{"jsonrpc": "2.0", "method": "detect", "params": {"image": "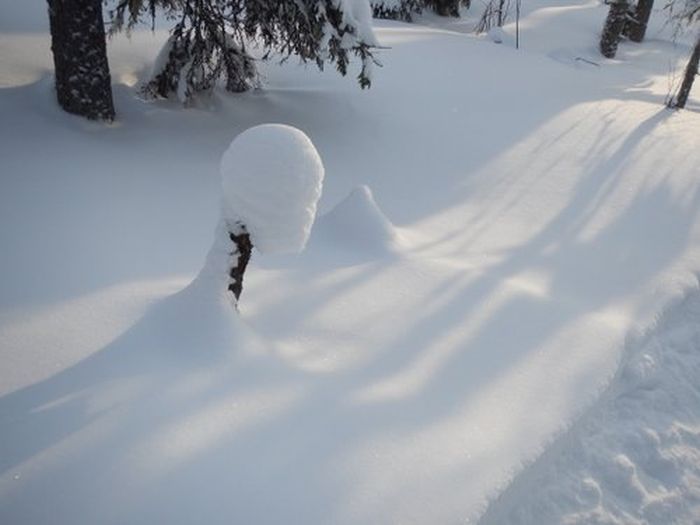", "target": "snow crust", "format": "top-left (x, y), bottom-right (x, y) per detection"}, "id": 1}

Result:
top-left (220, 124), bottom-right (324, 255)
